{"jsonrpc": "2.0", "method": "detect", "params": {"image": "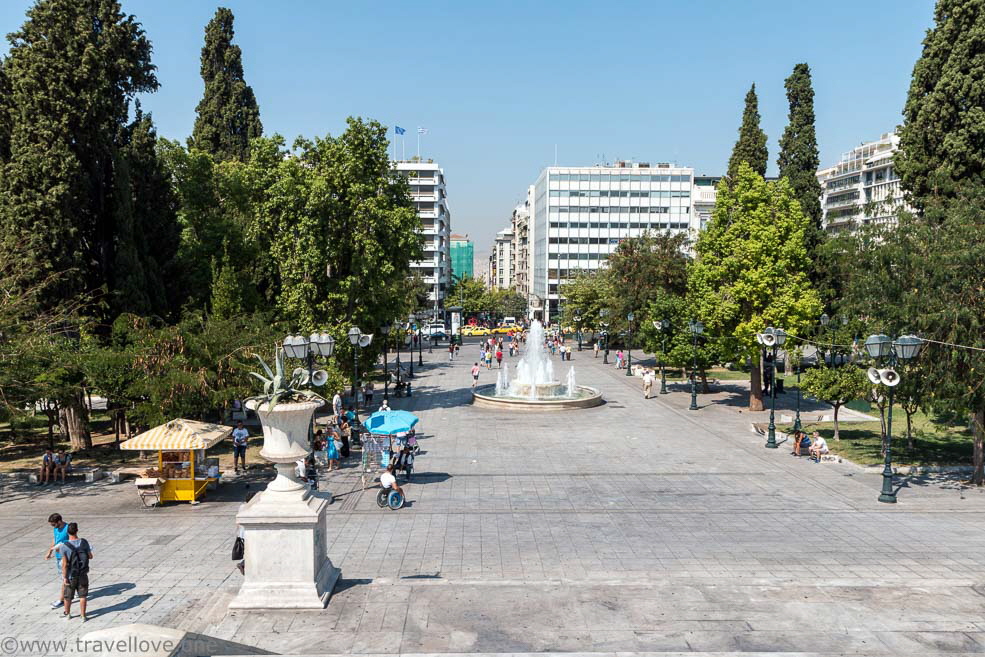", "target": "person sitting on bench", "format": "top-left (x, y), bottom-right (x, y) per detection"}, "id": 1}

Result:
top-left (52, 450), bottom-right (71, 484)
top-left (808, 432), bottom-right (829, 462)
top-left (791, 431), bottom-right (810, 457)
